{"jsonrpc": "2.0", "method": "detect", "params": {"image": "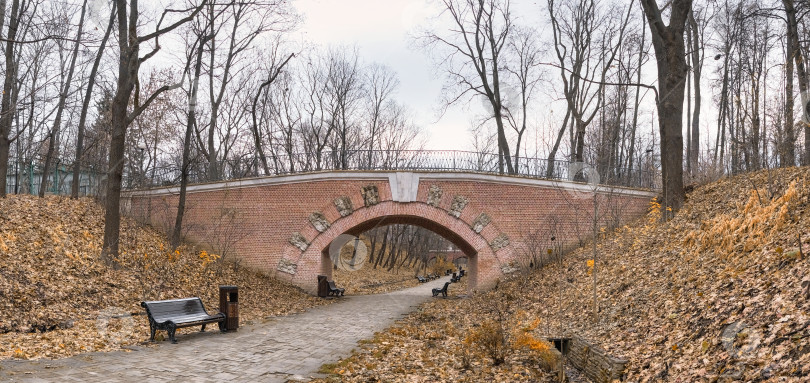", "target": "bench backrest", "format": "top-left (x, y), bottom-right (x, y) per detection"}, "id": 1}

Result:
top-left (328, 281), bottom-right (339, 289)
top-left (441, 282), bottom-right (450, 291)
top-left (141, 297), bottom-right (208, 322)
